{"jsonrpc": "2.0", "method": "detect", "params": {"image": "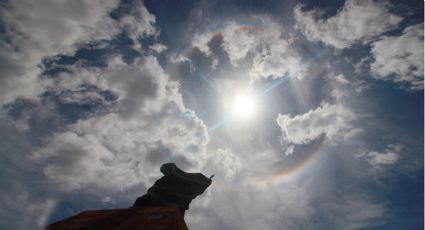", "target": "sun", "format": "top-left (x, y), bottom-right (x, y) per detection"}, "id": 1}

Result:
top-left (232, 93), bottom-right (256, 118)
